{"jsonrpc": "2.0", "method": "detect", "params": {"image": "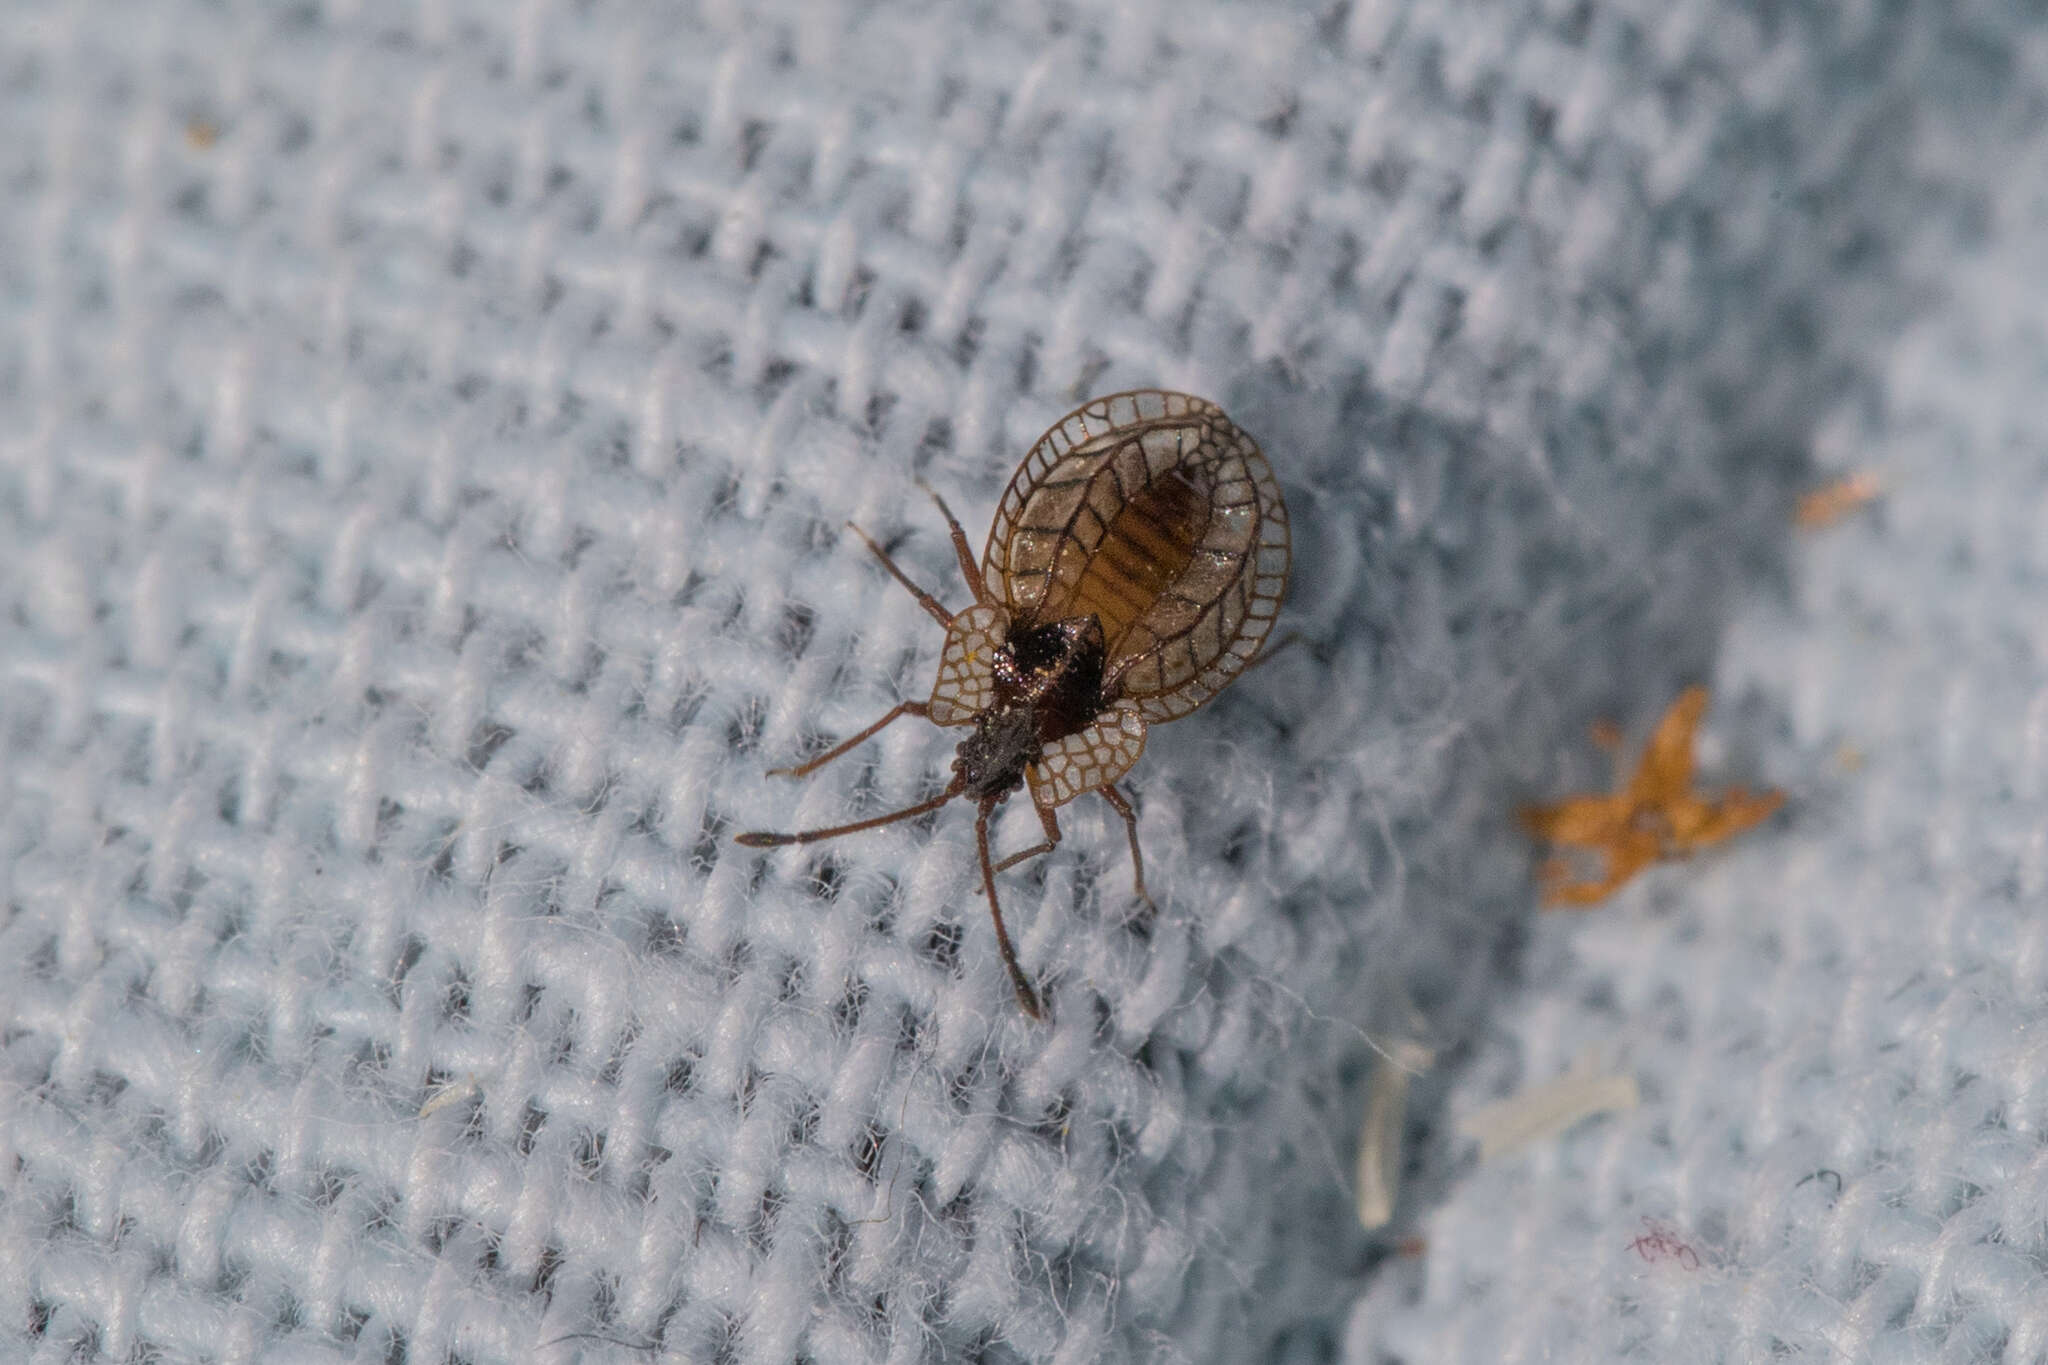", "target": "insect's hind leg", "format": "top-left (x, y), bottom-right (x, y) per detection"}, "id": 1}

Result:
top-left (845, 523), bottom-right (953, 628)
top-left (767, 700), bottom-right (931, 778)
top-left (1099, 784), bottom-right (1156, 915)
top-left (916, 483), bottom-right (990, 603)
top-left (735, 776), bottom-right (962, 848)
